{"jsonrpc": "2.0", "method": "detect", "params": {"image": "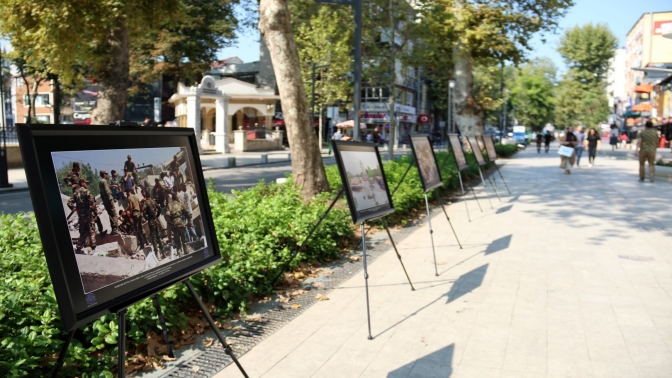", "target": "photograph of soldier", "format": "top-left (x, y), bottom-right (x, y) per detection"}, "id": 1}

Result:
top-left (67, 178), bottom-right (97, 254)
top-left (166, 193), bottom-right (189, 257)
top-left (51, 147), bottom-right (206, 293)
top-left (108, 170), bottom-right (125, 200)
top-left (98, 170), bottom-right (119, 236)
top-left (141, 188), bottom-right (166, 260)
top-left (124, 155), bottom-right (139, 183)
